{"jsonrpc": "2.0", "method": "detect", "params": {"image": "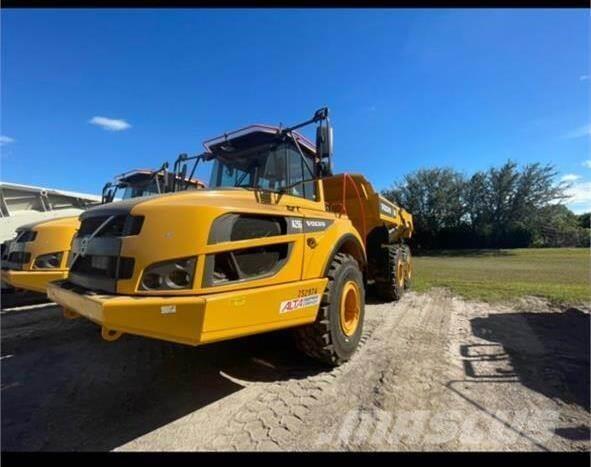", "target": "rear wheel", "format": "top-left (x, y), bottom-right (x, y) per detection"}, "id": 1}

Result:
top-left (375, 244), bottom-right (405, 302)
top-left (293, 252), bottom-right (365, 366)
